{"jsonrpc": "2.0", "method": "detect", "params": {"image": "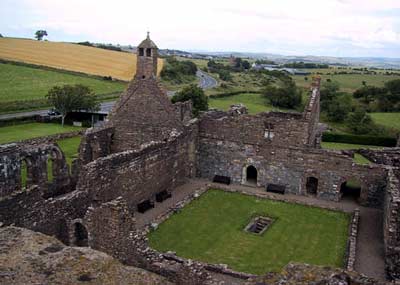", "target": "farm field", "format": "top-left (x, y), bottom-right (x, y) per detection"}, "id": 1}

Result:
top-left (0, 62), bottom-right (127, 103)
top-left (149, 189), bottom-right (349, 274)
top-left (293, 72), bottom-right (400, 93)
top-left (0, 122), bottom-right (82, 144)
top-left (370, 113), bottom-right (400, 131)
top-left (0, 37), bottom-right (163, 81)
